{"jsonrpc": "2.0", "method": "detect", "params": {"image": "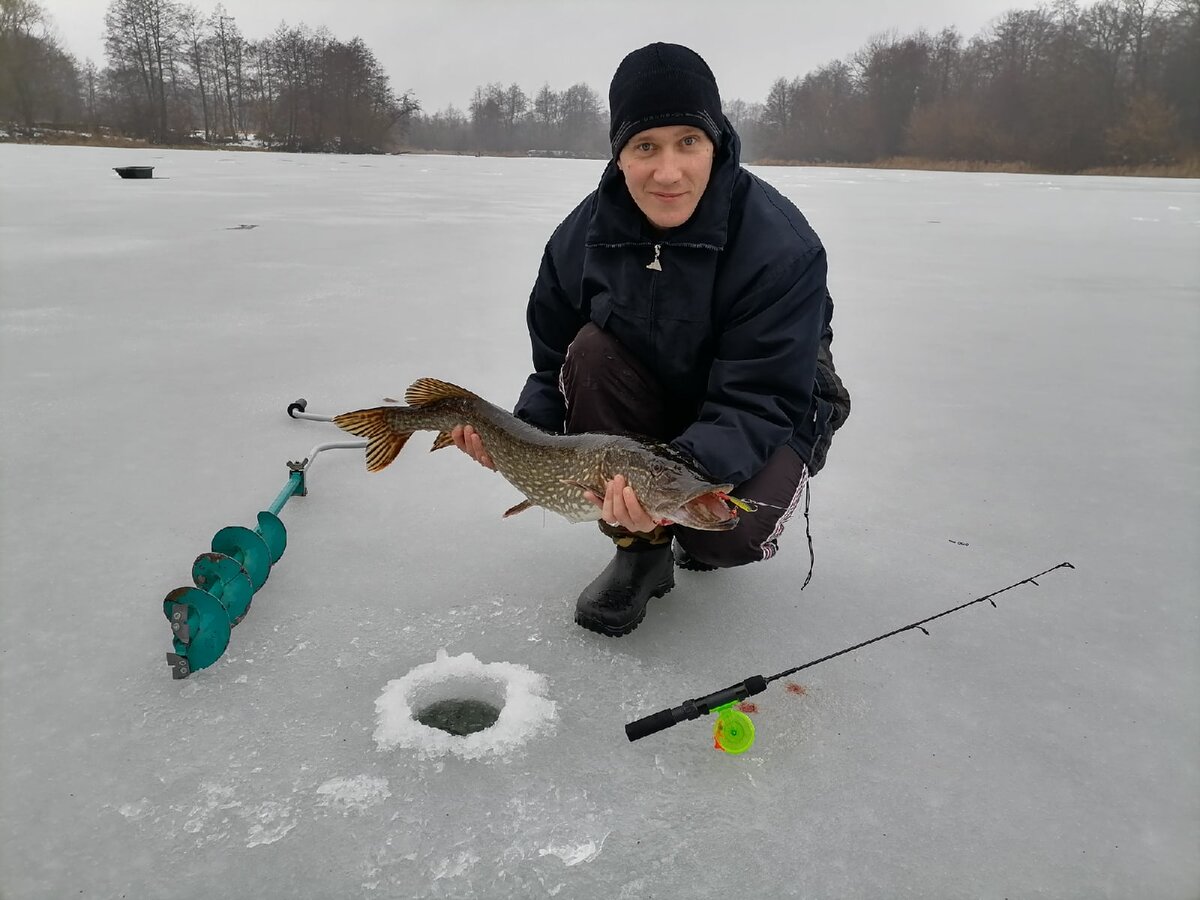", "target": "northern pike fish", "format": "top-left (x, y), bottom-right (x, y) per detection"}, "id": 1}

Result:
top-left (332, 378), bottom-right (747, 531)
